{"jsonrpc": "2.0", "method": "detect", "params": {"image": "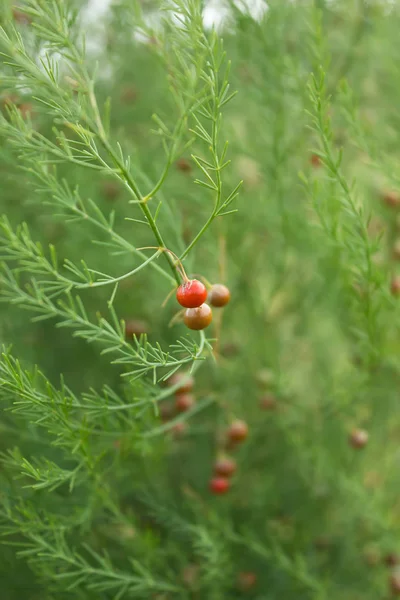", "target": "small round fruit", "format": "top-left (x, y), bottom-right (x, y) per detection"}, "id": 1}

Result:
top-left (392, 276), bottom-right (400, 296)
top-left (209, 477), bottom-right (230, 495)
top-left (171, 421), bottom-right (187, 438)
top-left (383, 190), bottom-right (400, 208)
top-left (390, 571), bottom-right (400, 595)
top-left (125, 319), bottom-right (148, 339)
top-left (208, 284), bottom-right (231, 308)
top-left (167, 372), bottom-right (194, 394)
top-left (260, 394), bottom-right (277, 410)
top-left (310, 153), bottom-right (321, 168)
top-left (228, 420), bottom-right (249, 444)
top-left (183, 304), bottom-right (212, 330)
top-left (214, 456), bottom-right (237, 478)
top-left (176, 158), bottom-right (192, 173)
top-left (175, 393), bottom-right (195, 413)
top-left (176, 279), bottom-right (208, 308)
top-left (385, 553), bottom-right (400, 567)
top-left (349, 428), bottom-right (369, 449)
top-left (238, 572), bottom-right (257, 591)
